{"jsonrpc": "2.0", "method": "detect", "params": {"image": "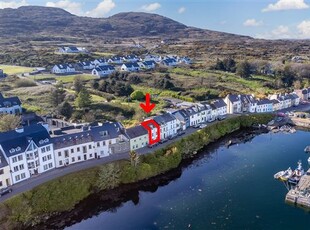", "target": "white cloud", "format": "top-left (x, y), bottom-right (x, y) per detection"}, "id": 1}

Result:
top-left (178, 6), bottom-right (185, 14)
top-left (262, 0), bottom-right (309, 12)
top-left (46, 0), bottom-right (115, 17)
top-left (0, 0), bottom-right (28, 9)
top-left (46, 0), bottom-right (83, 15)
top-left (256, 25), bottom-right (291, 39)
top-left (243, 19), bottom-right (263, 27)
top-left (297, 20), bottom-right (310, 38)
top-left (86, 0), bottom-right (115, 17)
top-left (141, 2), bottom-right (161, 12)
